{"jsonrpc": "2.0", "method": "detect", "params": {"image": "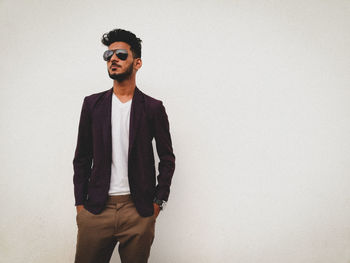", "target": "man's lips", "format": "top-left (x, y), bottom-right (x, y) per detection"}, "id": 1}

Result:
top-left (110, 64), bottom-right (120, 70)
